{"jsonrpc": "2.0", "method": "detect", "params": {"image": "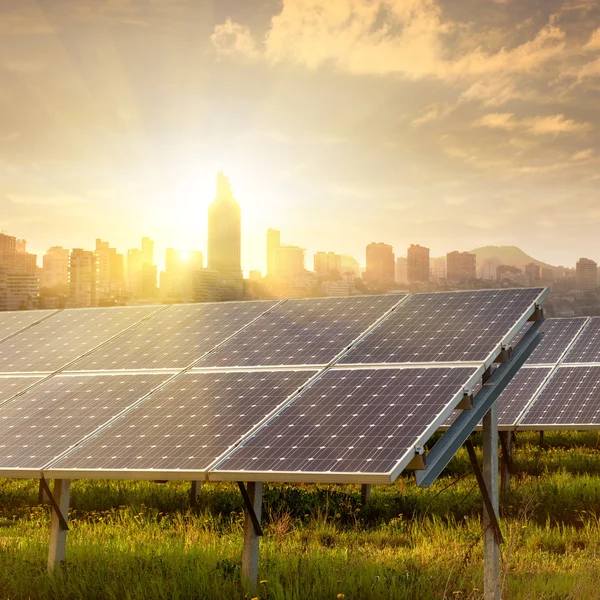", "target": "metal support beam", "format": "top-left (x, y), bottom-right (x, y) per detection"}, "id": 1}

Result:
top-left (240, 482), bottom-right (263, 593)
top-left (465, 440), bottom-right (503, 546)
top-left (360, 484), bottom-right (372, 506)
top-left (499, 431), bottom-right (513, 495)
top-left (38, 479), bottom-right (49, 504)
top-left (483, 405), bottom-right (501, 600)
top-left (416, 320), bottom-right (543, 488)
top-left (539, 430), bottom-right (545, 447)
top-left (46, 479), bottom-right (70, 573)
top-left (190, 481), bottom-right (202, 508)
